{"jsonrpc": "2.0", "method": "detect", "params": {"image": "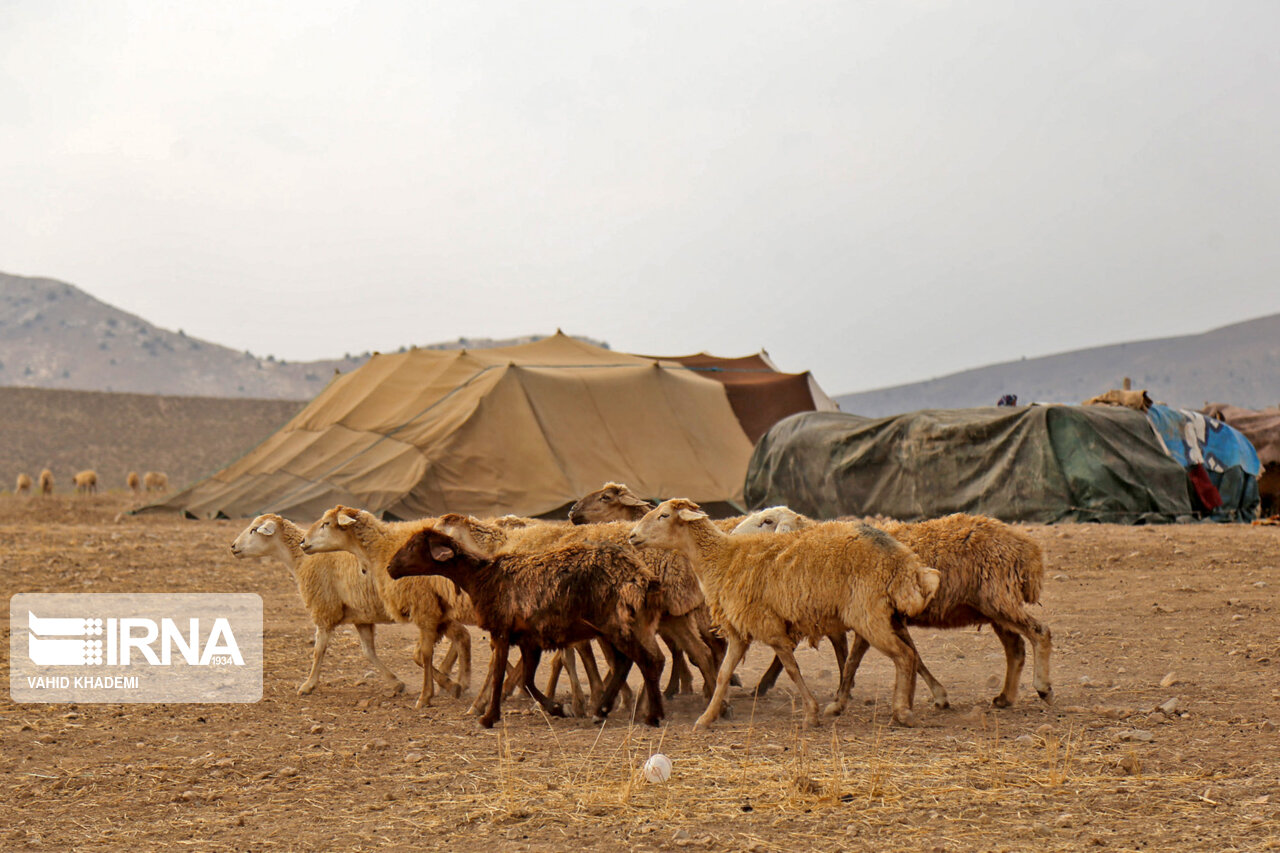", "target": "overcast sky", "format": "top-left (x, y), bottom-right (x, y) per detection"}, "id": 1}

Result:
top-left (3, 1), bottom-right (1278, 395)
